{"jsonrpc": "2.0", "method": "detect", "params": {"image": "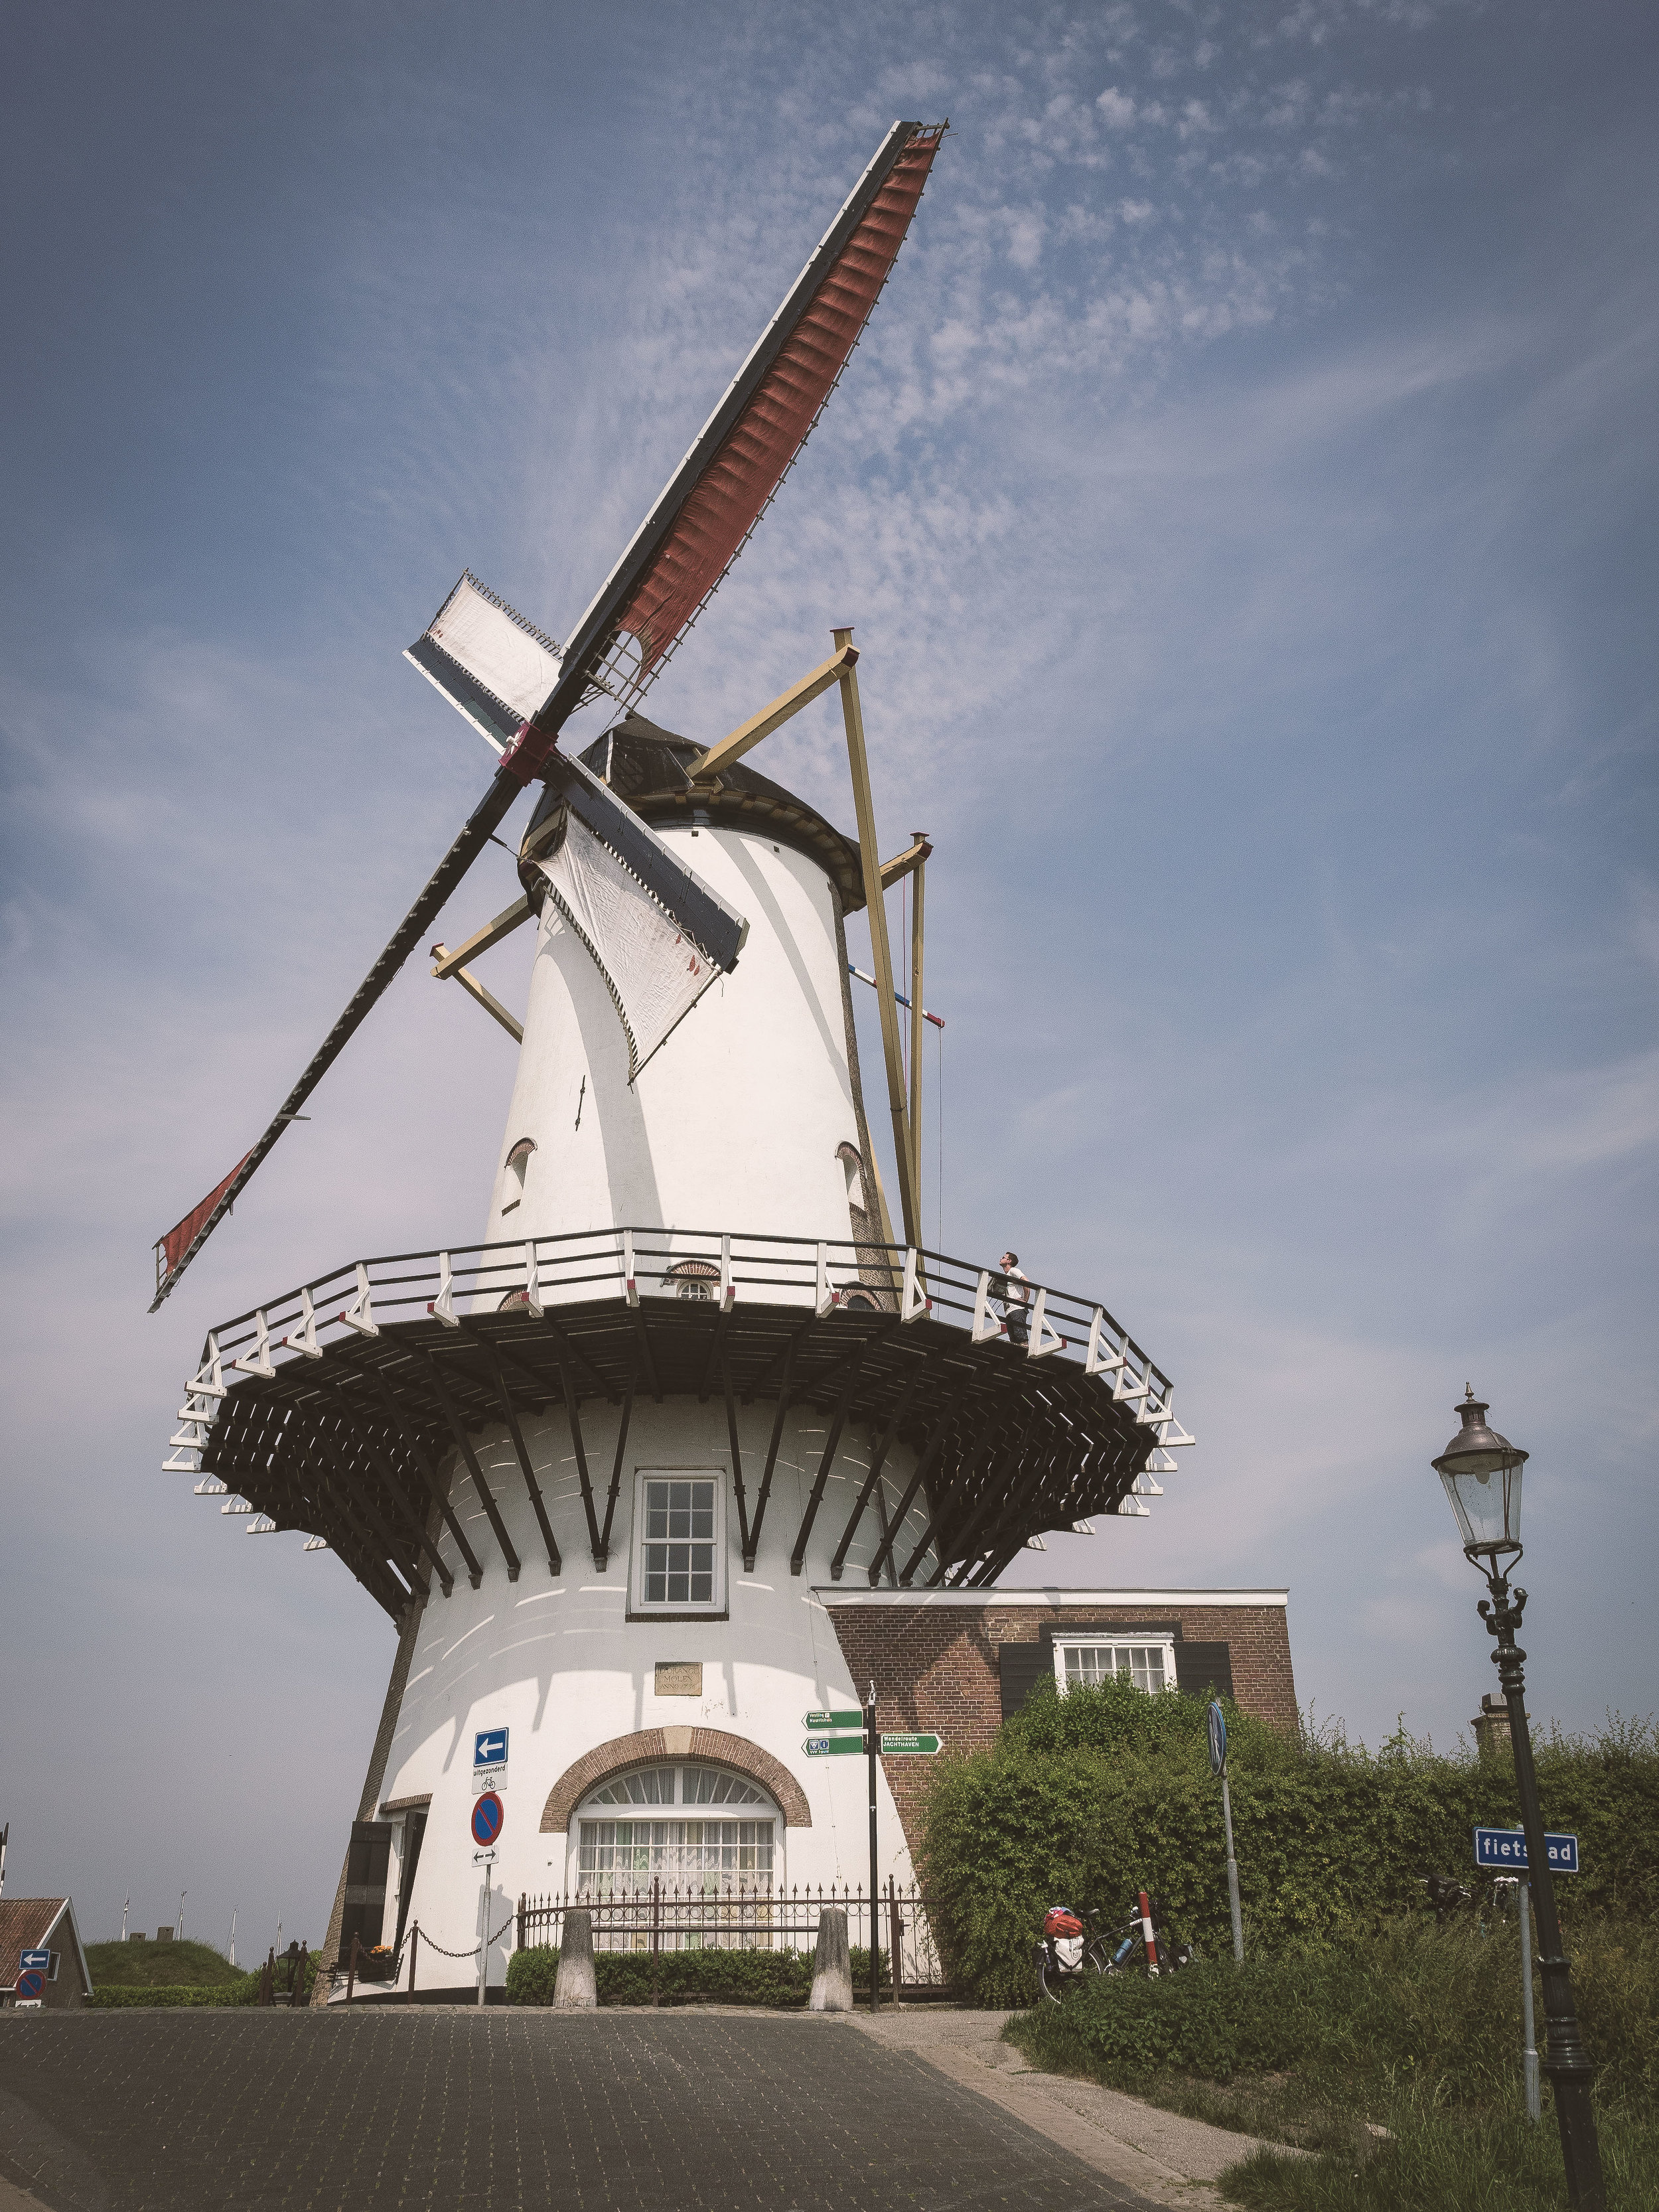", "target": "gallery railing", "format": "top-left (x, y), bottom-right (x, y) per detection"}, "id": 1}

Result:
top-left (177, 1225), bottom-right (1181, 1424)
